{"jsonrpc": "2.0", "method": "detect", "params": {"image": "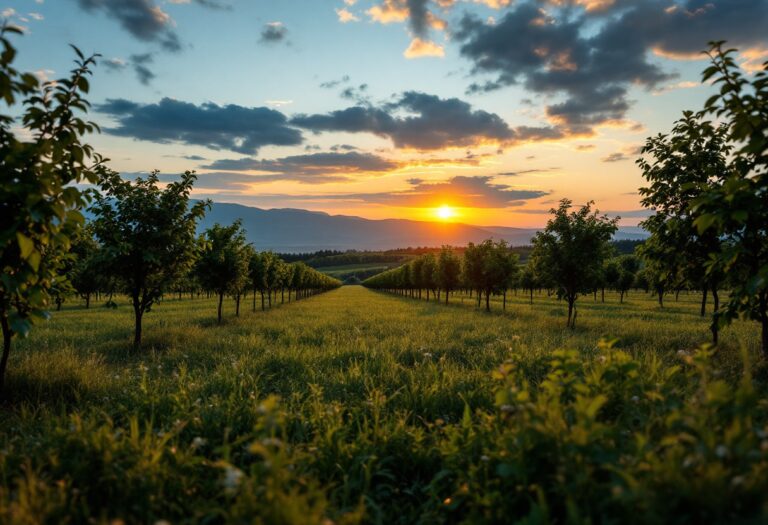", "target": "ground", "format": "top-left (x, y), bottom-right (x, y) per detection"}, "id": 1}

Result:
top-left (0, 286), bottom-right (764, 523)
